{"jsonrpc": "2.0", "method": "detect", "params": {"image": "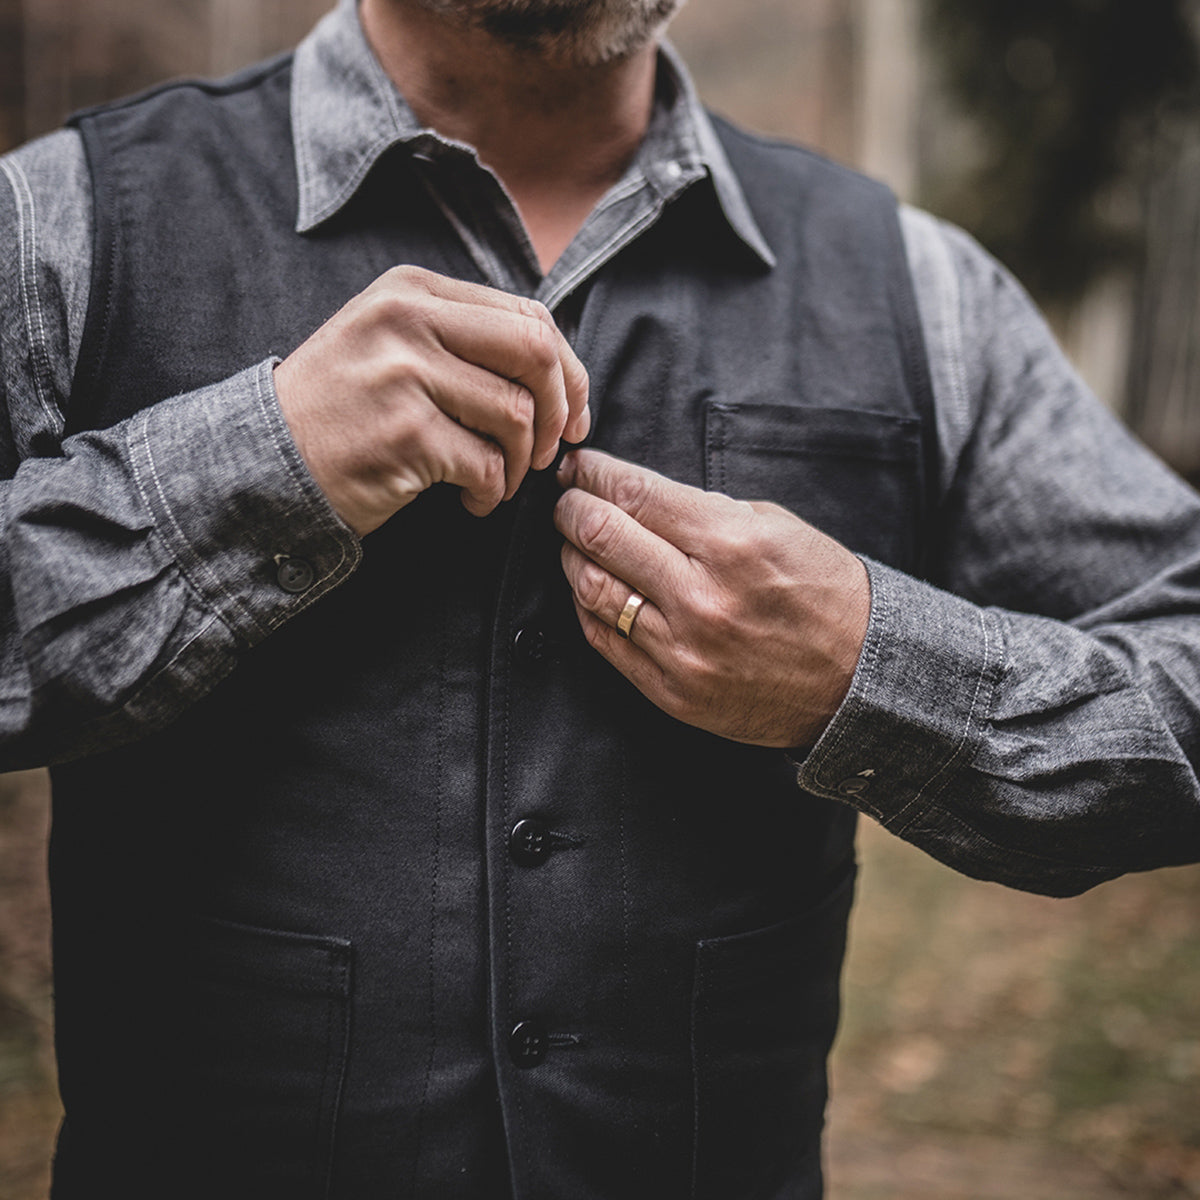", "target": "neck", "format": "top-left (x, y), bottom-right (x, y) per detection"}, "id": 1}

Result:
top-left (360, 0), bottom-right (659, 271)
